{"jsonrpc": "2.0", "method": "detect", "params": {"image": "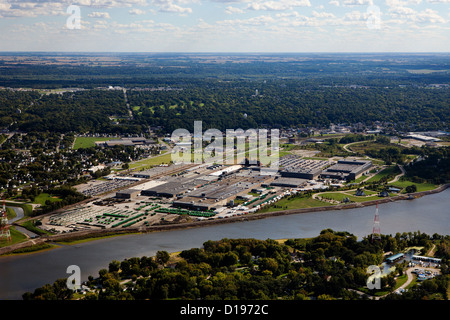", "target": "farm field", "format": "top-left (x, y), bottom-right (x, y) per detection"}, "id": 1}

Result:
top-left (73, 137), bottom-right (118, 149)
